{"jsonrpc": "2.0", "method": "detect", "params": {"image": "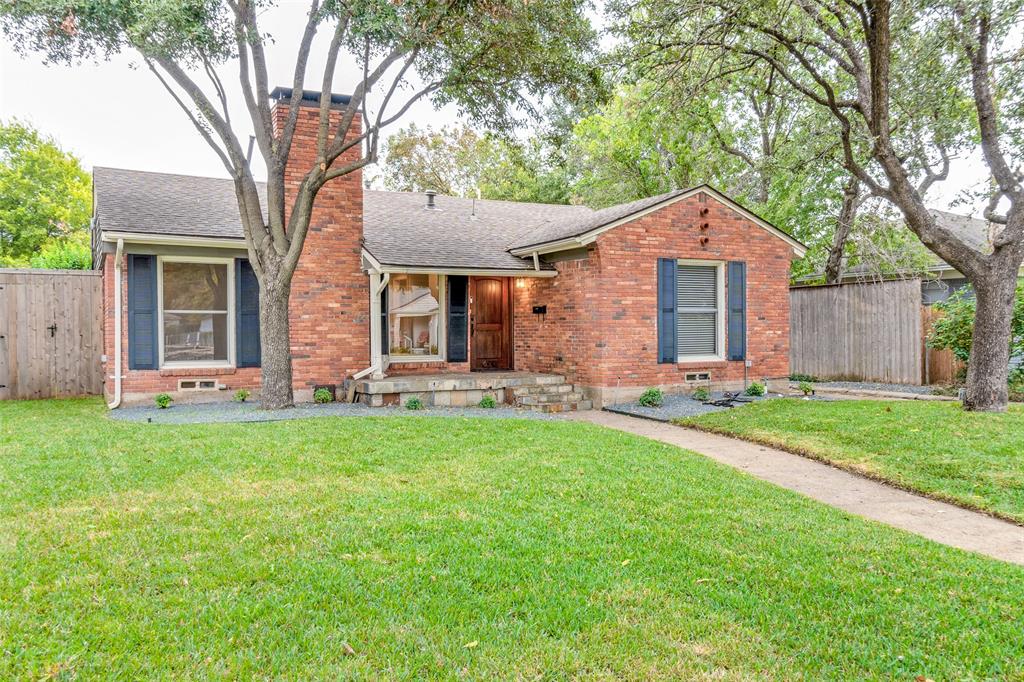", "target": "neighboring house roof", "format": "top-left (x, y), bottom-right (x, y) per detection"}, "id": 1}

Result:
top-left (93, 168), bottom-right (806, 270)
top-left (796, 209), bottom-right (1002, 283)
